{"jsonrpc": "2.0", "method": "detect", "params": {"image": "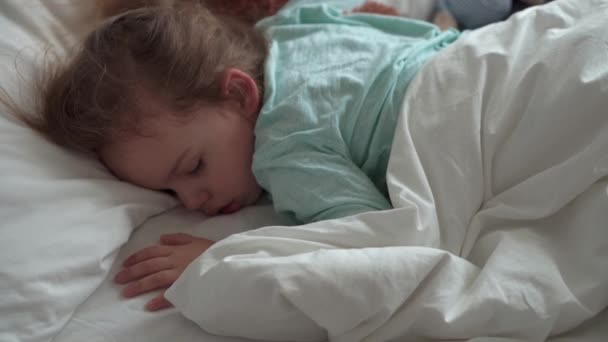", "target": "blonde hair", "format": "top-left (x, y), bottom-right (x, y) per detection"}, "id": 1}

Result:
top-left (3, 3), bottom-right (267, 153)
